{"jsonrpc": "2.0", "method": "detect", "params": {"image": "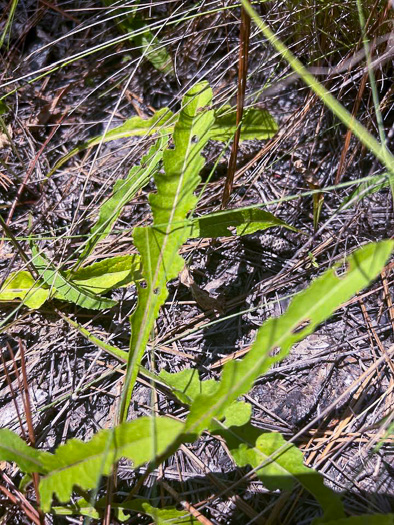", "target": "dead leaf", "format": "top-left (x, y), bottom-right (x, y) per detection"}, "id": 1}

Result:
top-left (180, 266), bottom-right (225, 314)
